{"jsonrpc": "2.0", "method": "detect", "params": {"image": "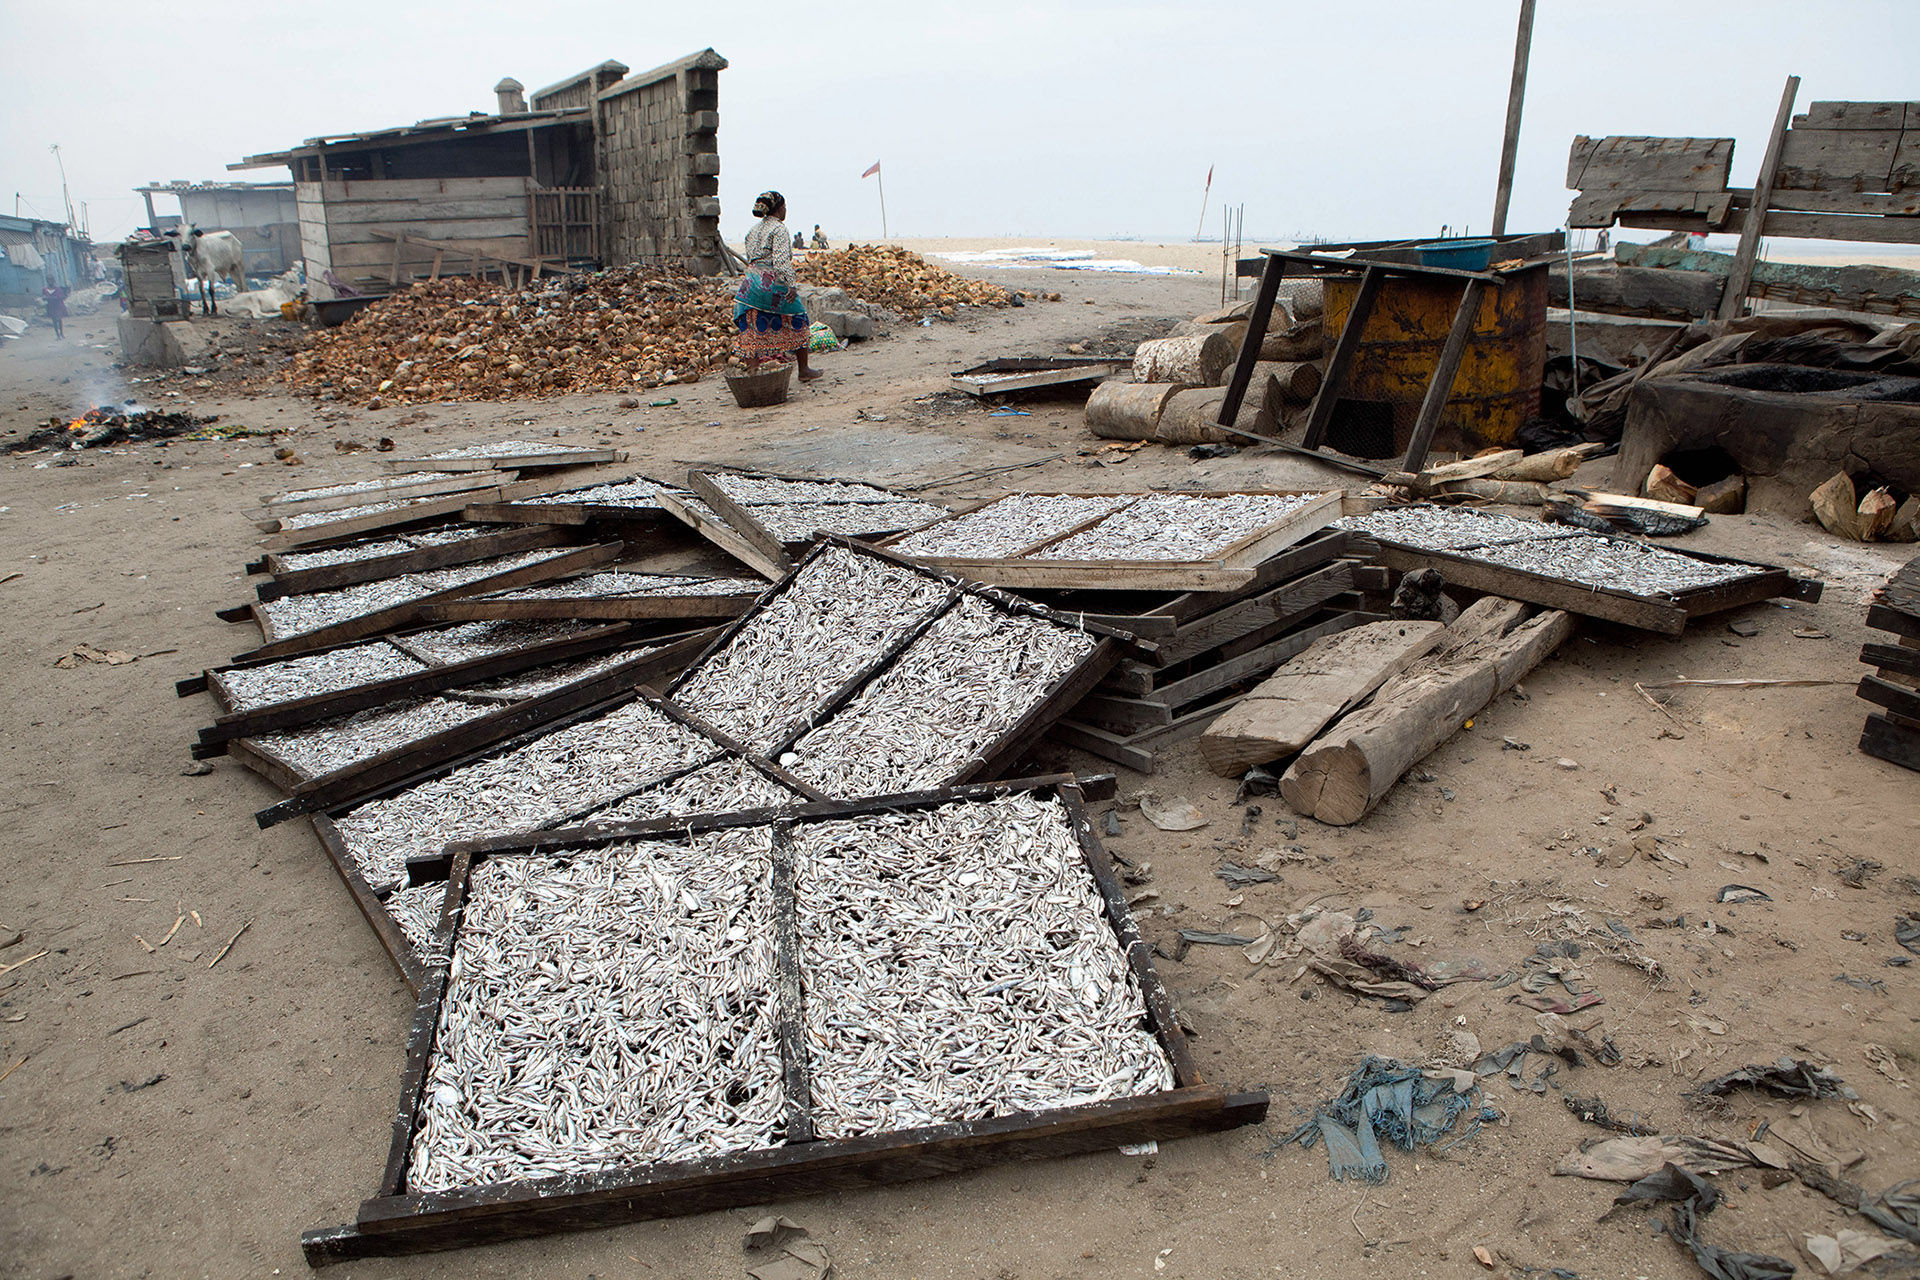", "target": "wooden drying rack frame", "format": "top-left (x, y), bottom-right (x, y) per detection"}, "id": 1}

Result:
top-left (300, 774), bottom-right (1265, 1265)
